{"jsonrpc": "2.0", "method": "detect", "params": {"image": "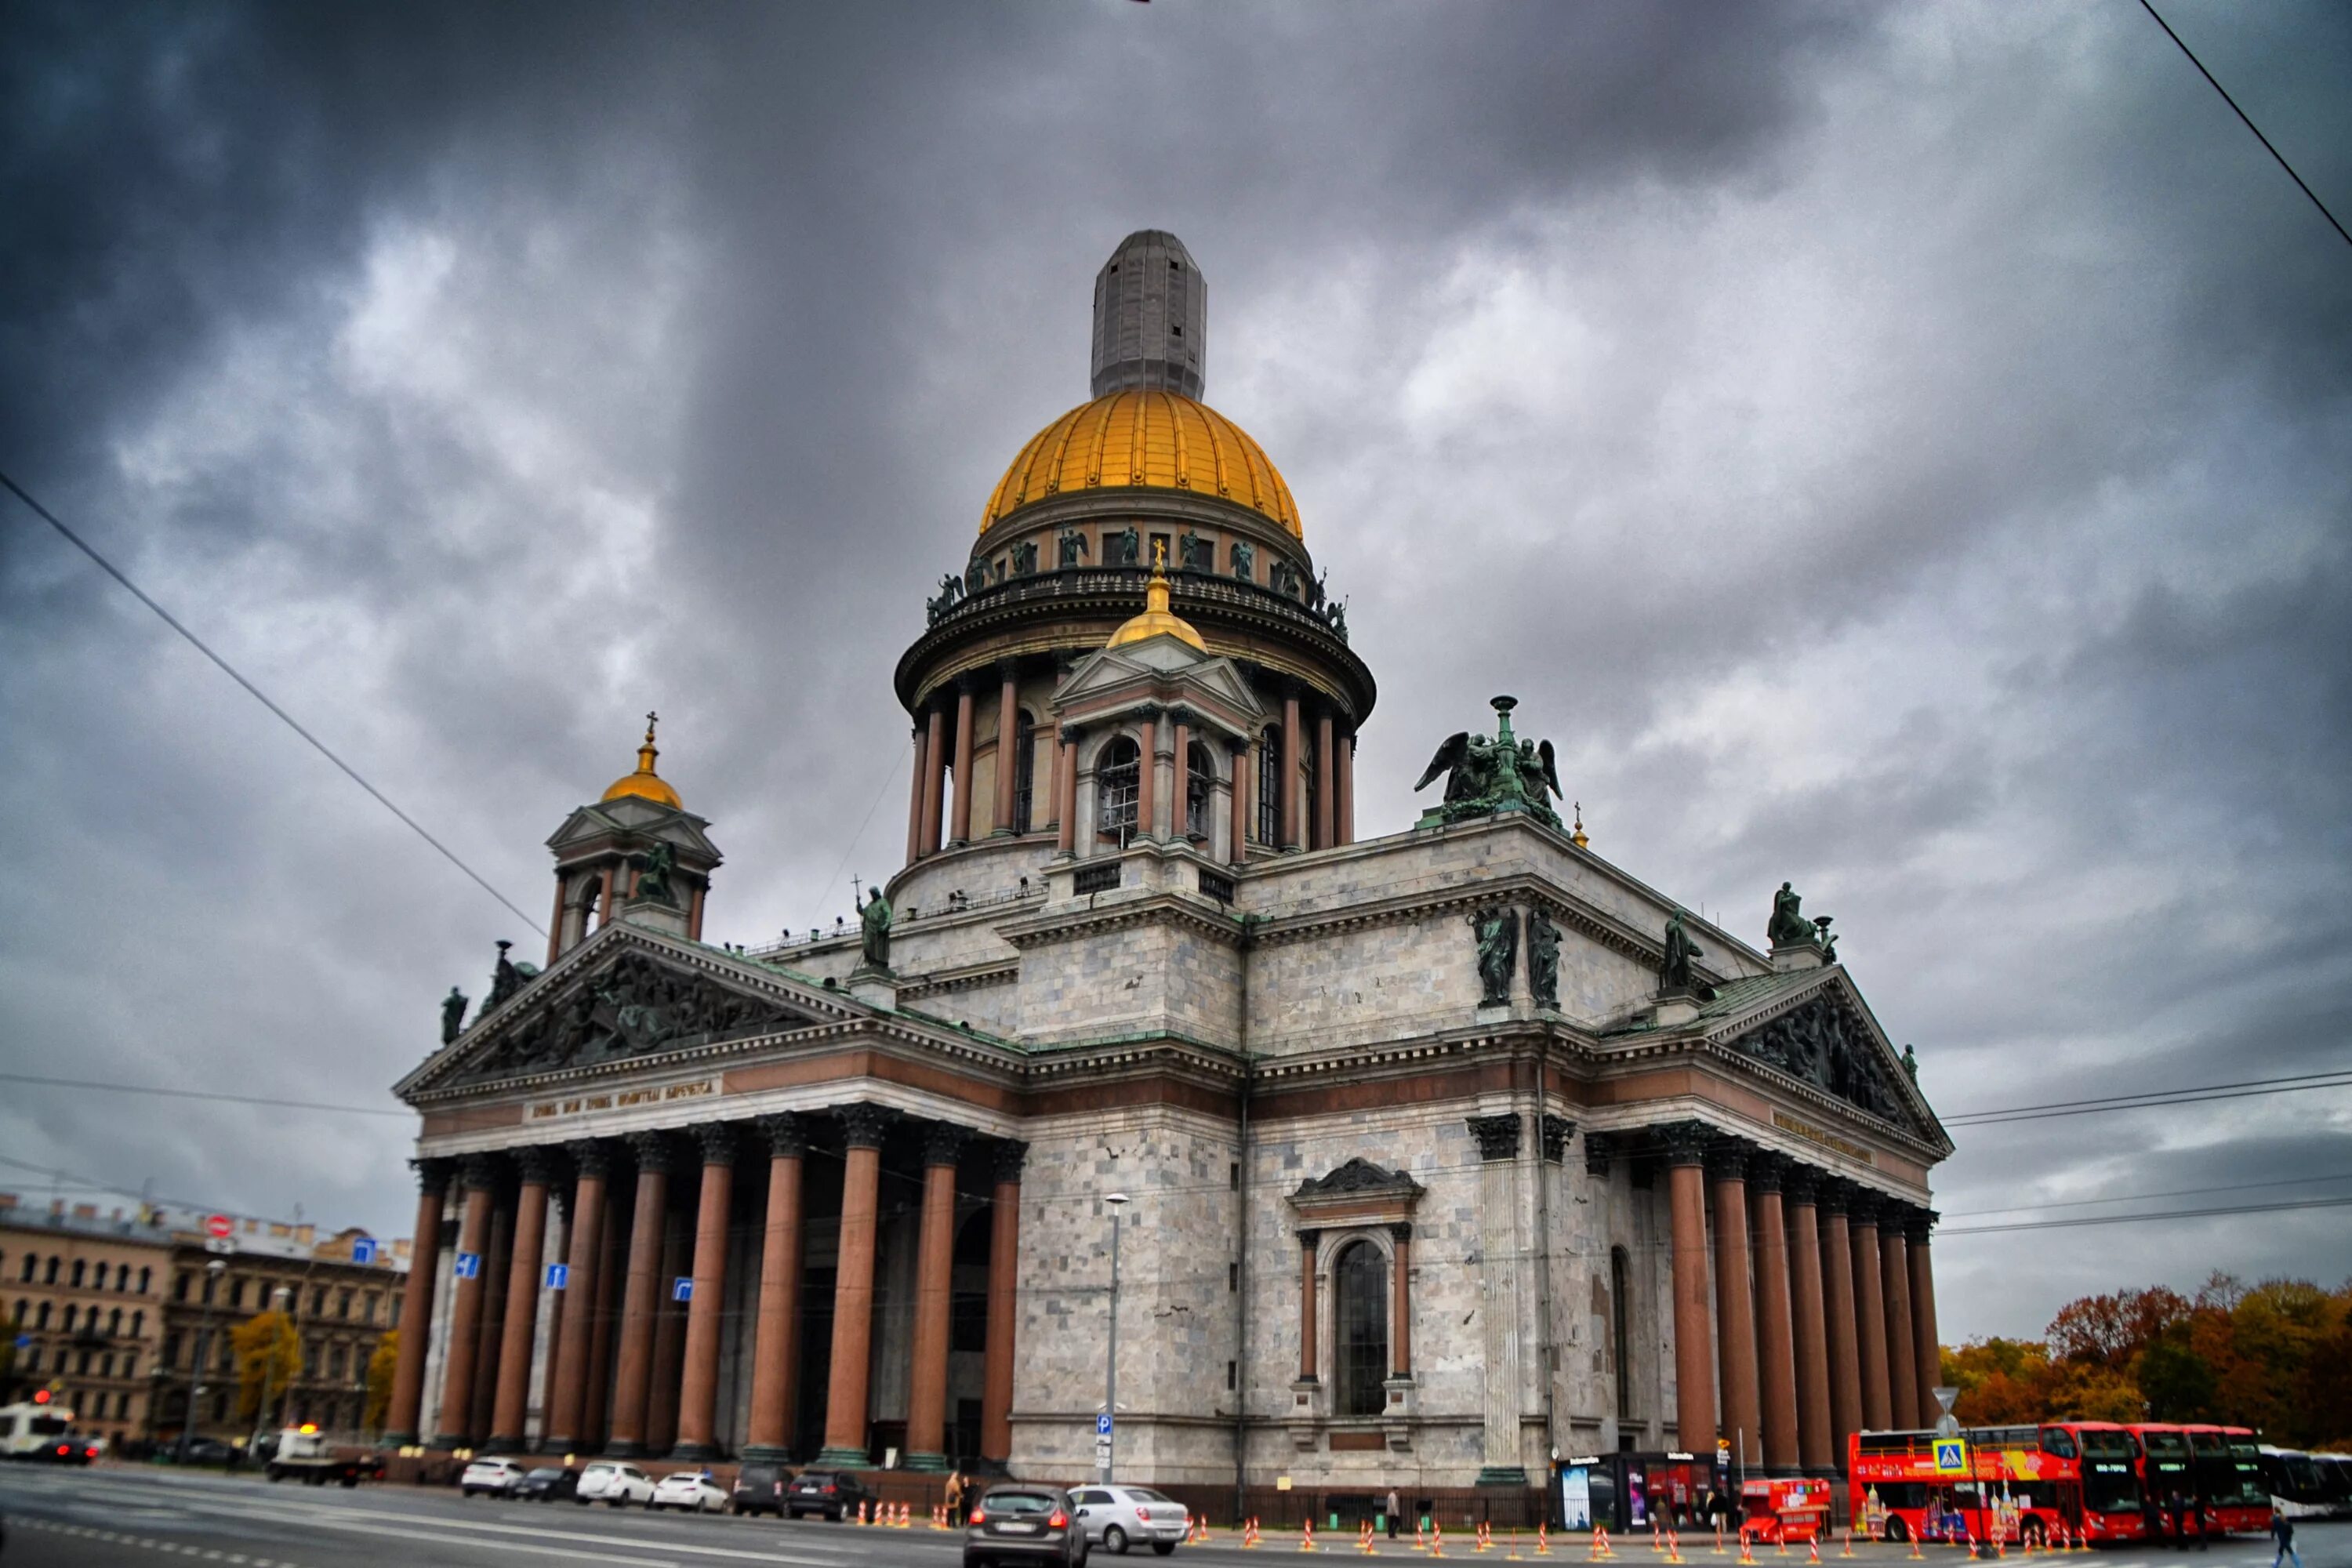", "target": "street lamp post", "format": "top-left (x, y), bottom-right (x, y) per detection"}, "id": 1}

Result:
top-left (251, 1284), bottom-right (292, 1454)
top-left (1100, 1192), bottom-right (1129, 1485)
top-left (179, 1257), bottom-right (227, 1461)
